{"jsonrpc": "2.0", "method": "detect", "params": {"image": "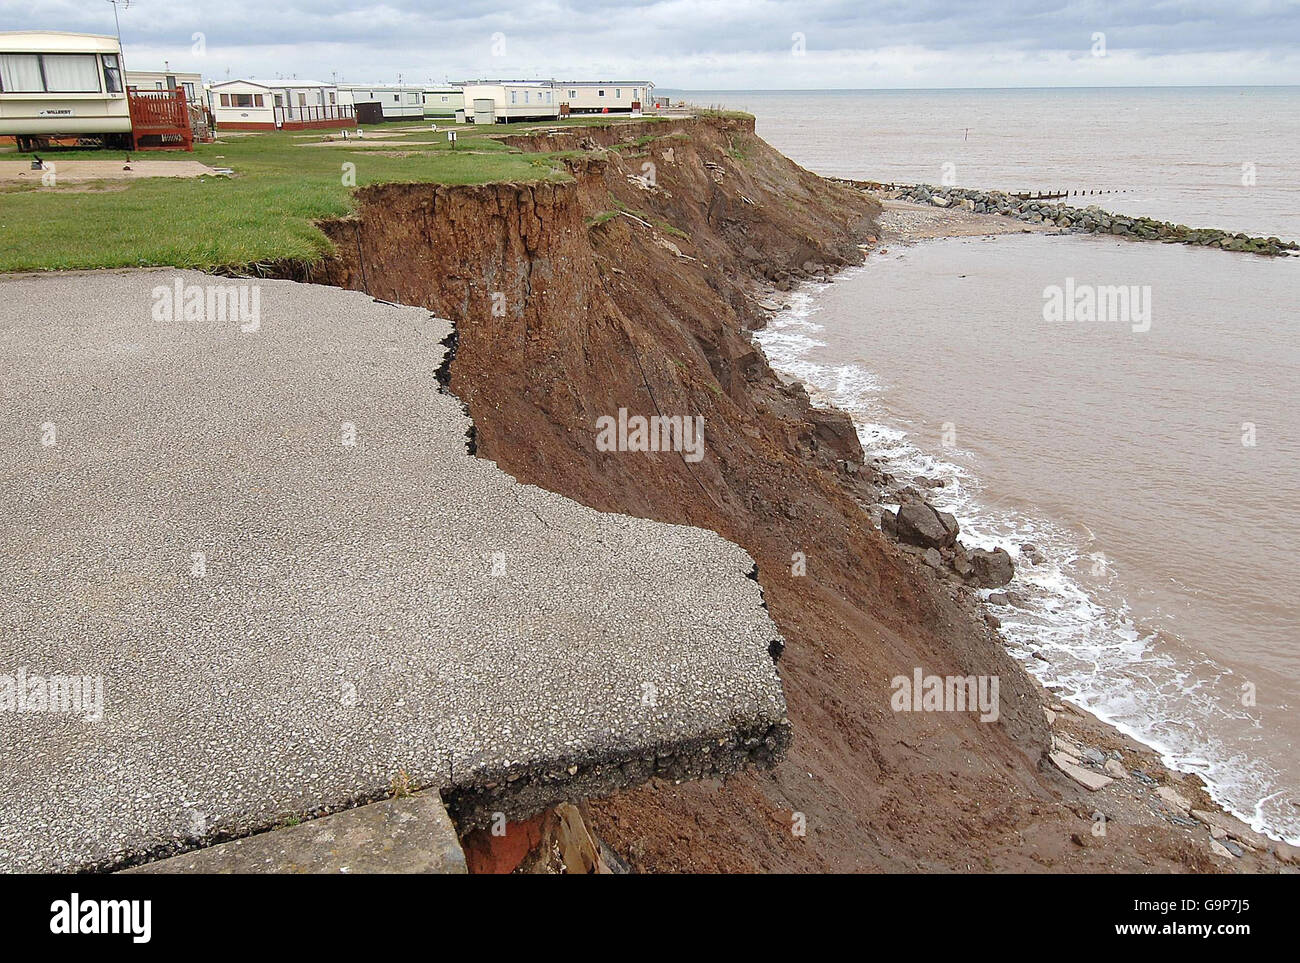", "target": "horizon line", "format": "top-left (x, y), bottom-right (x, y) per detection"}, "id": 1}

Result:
top-left (656, 83), bottom-right (1300, 92)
